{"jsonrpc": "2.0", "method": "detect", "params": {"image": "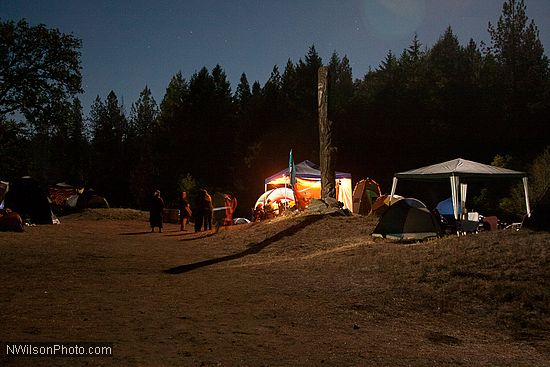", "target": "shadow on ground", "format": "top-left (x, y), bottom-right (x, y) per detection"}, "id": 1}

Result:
top-left (163, 214), bottom-right (324, 274)
top-left (119, 231), bottom-right (153, 235)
